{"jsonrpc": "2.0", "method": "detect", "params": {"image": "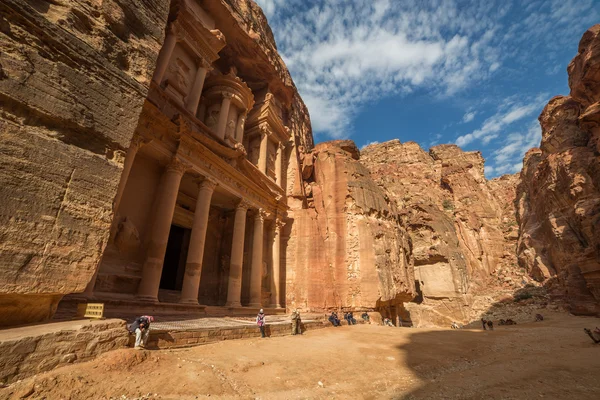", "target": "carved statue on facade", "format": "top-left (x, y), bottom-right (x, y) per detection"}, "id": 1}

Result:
top-left (298, 145), bottom-right (315, 181)
top-left (206, 109), bottom-right (219, 130)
